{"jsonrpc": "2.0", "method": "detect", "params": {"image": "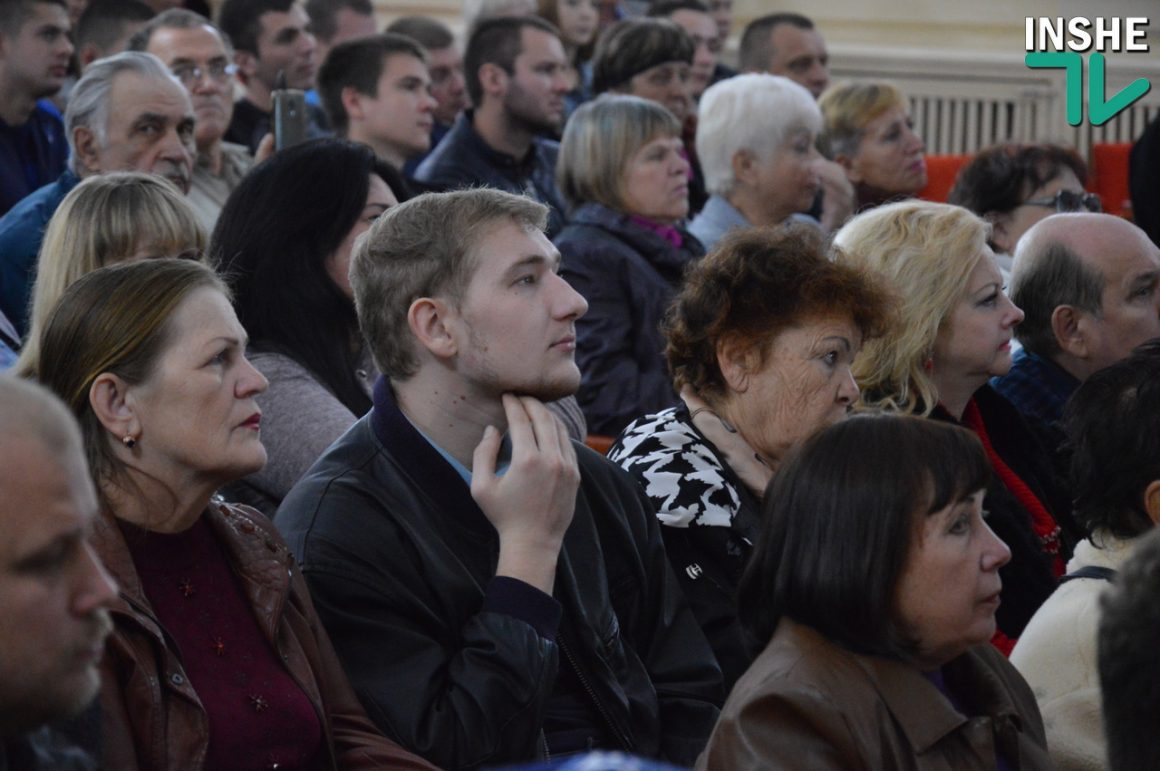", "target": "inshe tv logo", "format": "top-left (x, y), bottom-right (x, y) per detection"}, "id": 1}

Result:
top-left (1025, 17), bottom-right (1152, 126)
